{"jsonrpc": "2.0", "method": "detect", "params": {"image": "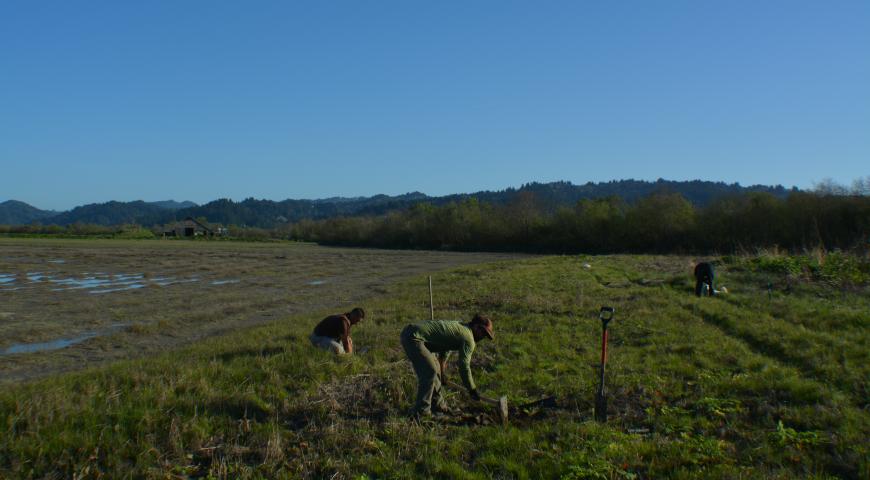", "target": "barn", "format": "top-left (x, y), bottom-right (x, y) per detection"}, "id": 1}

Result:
top-left (163, 217), bottom-right (222, 237)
